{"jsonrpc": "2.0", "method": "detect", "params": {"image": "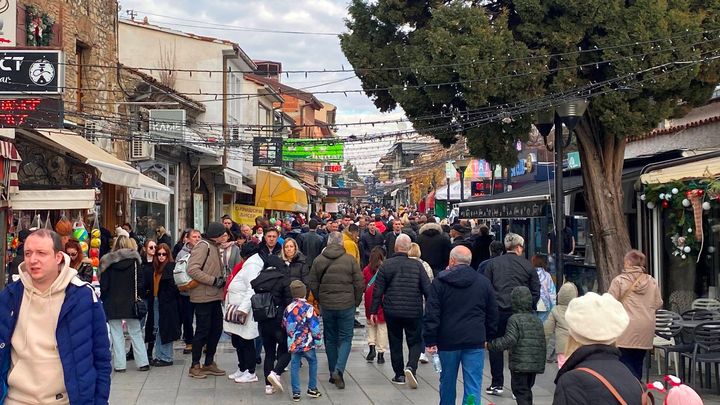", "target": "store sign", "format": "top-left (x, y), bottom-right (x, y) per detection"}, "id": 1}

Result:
top-left (470, 180), bottom-right (505, 197)
top-left (327, 187), bottom-right (351, 198)
top-left (459, 200), bottom-right (548, 219)
top-left (193, 193), bottom-right (204, 232)
top-left (150, 109), bottom-right (185, 142)
top-left (0, 50), bottom-right (64, 93)
top-left (0, 97), bottom-right (63, 128)
top-left (231, 204), bottom-right (265, 227)
top-left (324, 164), bottom-right (342, 173)
top-left (252, 137), bottom-right (283, 166)
top-left (567, 151), bottom-right (581, 169)
top-left (0, 0), bottom-right (17, 46)
top-left (510, 159), bottom-right (527, 177)
top-left (282, 139), bottom-right (343, 162)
